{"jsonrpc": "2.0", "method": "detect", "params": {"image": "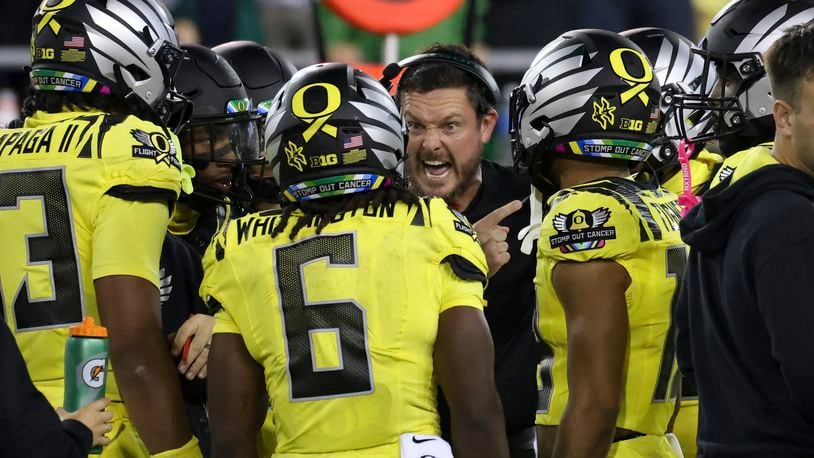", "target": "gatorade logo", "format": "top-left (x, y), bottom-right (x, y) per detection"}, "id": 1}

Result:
top-left (81, 358), bottom-right (106, 389)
